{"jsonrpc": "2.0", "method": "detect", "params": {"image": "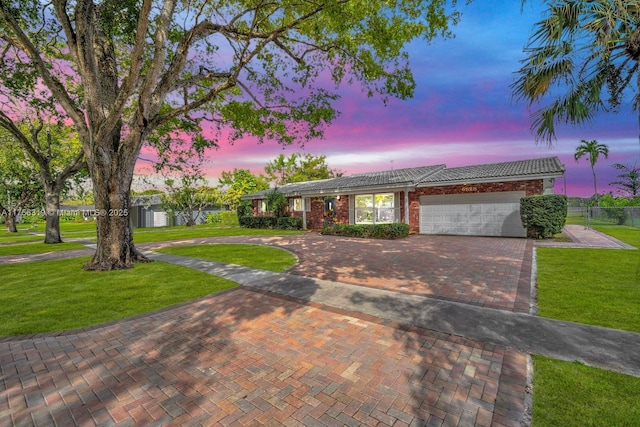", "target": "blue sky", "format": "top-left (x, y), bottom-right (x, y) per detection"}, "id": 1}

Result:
top-left (152, 0), bottom-right (640, 197)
